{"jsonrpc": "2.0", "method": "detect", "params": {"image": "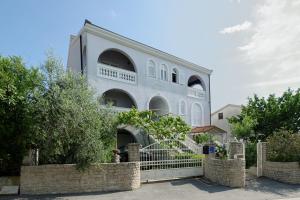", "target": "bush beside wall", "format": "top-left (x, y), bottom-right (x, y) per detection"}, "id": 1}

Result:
top-left (257, 142), bottom-right (300, 184)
